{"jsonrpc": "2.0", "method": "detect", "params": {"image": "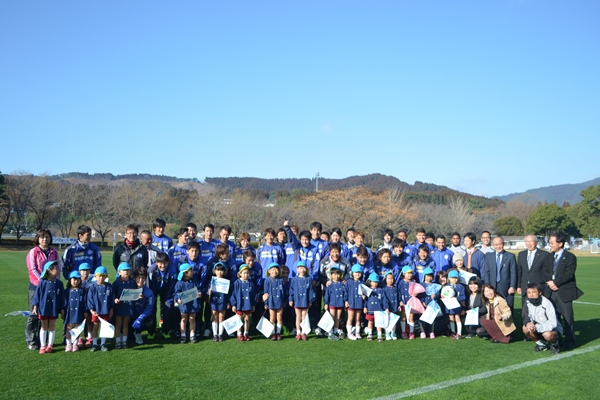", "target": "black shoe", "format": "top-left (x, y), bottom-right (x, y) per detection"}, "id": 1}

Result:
top-left (465, 334), bottom-right (474, 339)
top-left (550, 343), bottom-right (561, 354)
top-left (533, 343), bottom-right (547, 352)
